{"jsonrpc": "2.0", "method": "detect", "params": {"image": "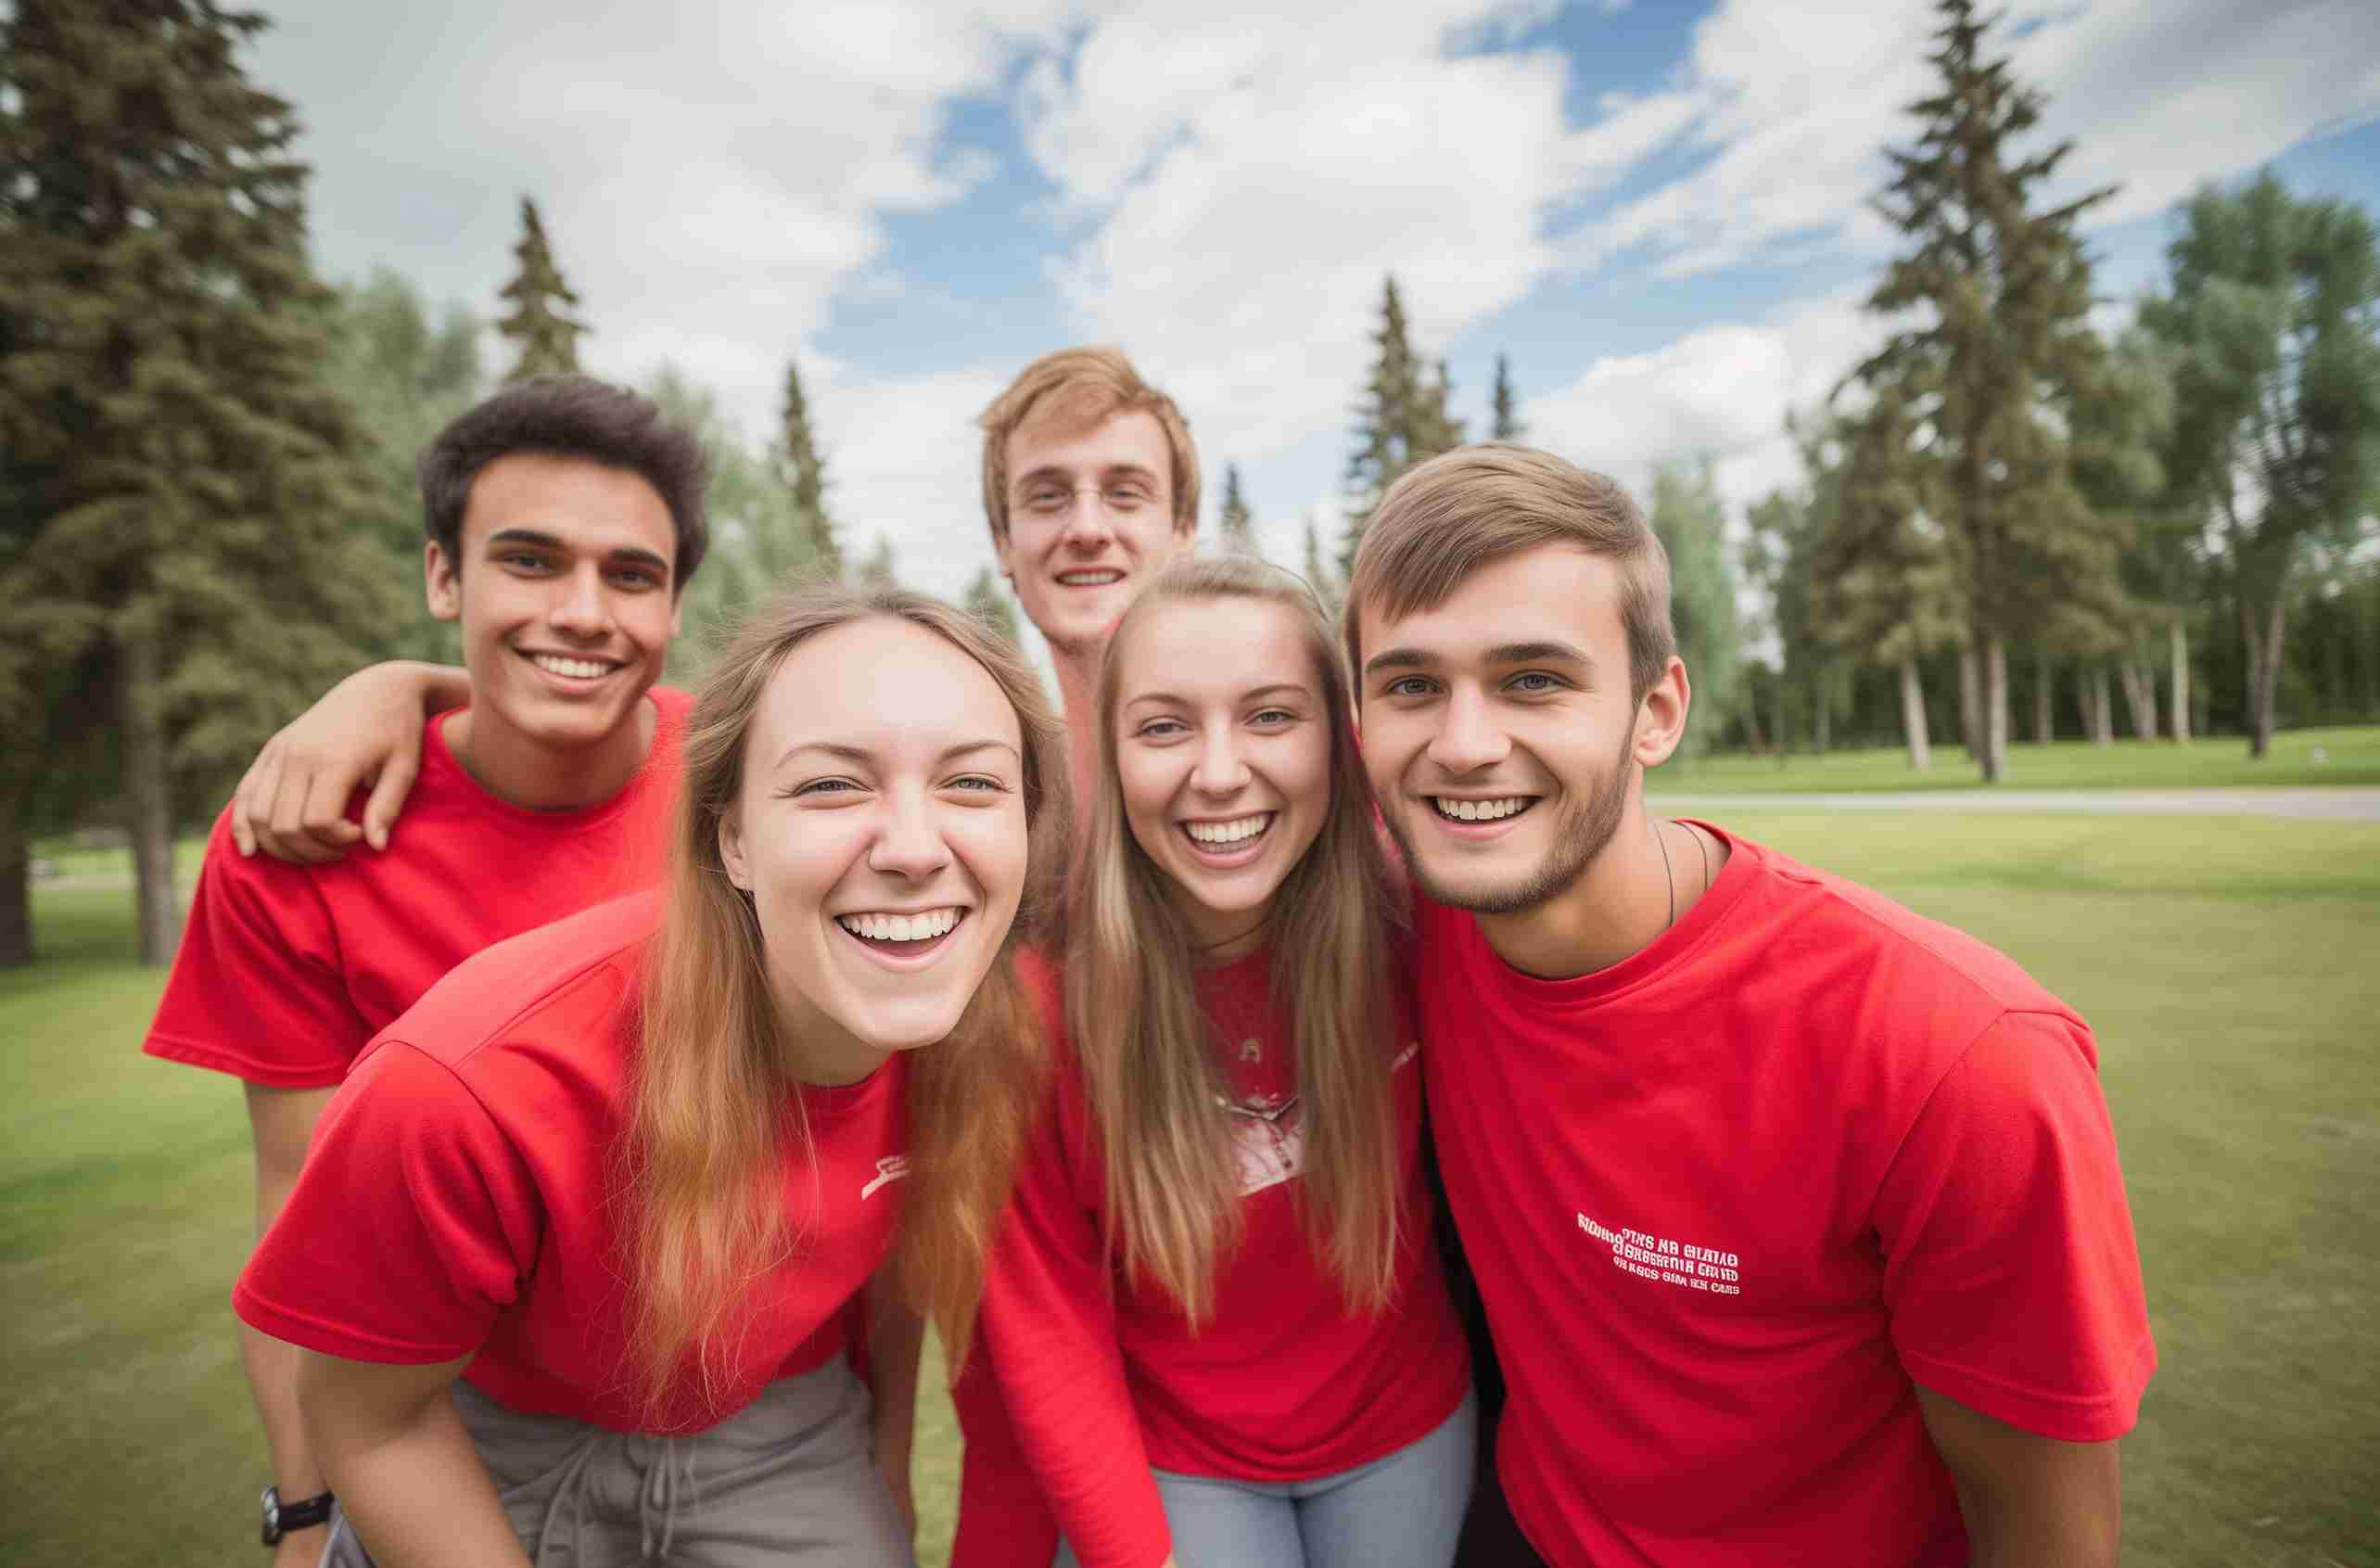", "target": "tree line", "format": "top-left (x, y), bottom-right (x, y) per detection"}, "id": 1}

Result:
top-left (5, 0), bottom-right (2376, 968)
